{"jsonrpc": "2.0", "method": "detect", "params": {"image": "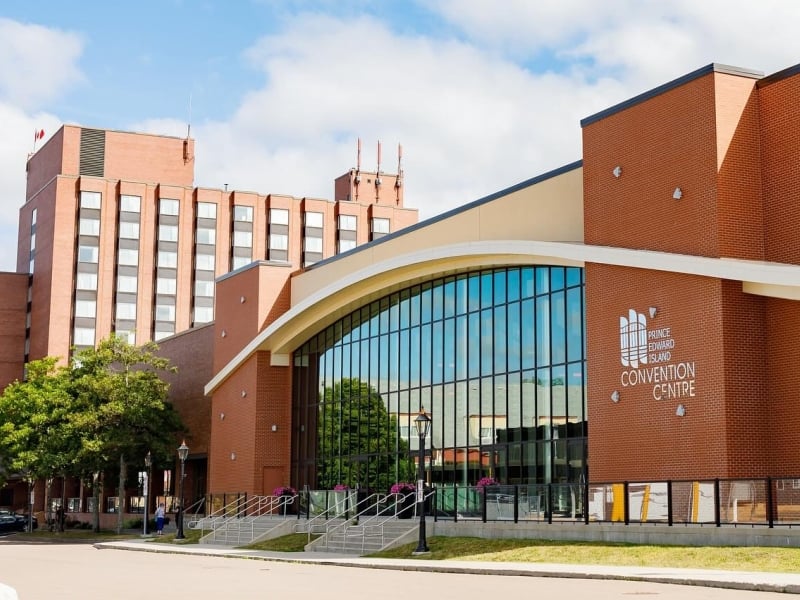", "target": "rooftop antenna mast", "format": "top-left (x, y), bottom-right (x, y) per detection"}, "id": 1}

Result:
top-left (354, 138), bottom-right (362, 201)
top-left (183, 93), bottom-right (192, 163)
top-left (375, 140), bottom-right (382, 200)
top-left (395, 143), bottom-right (403, 204)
